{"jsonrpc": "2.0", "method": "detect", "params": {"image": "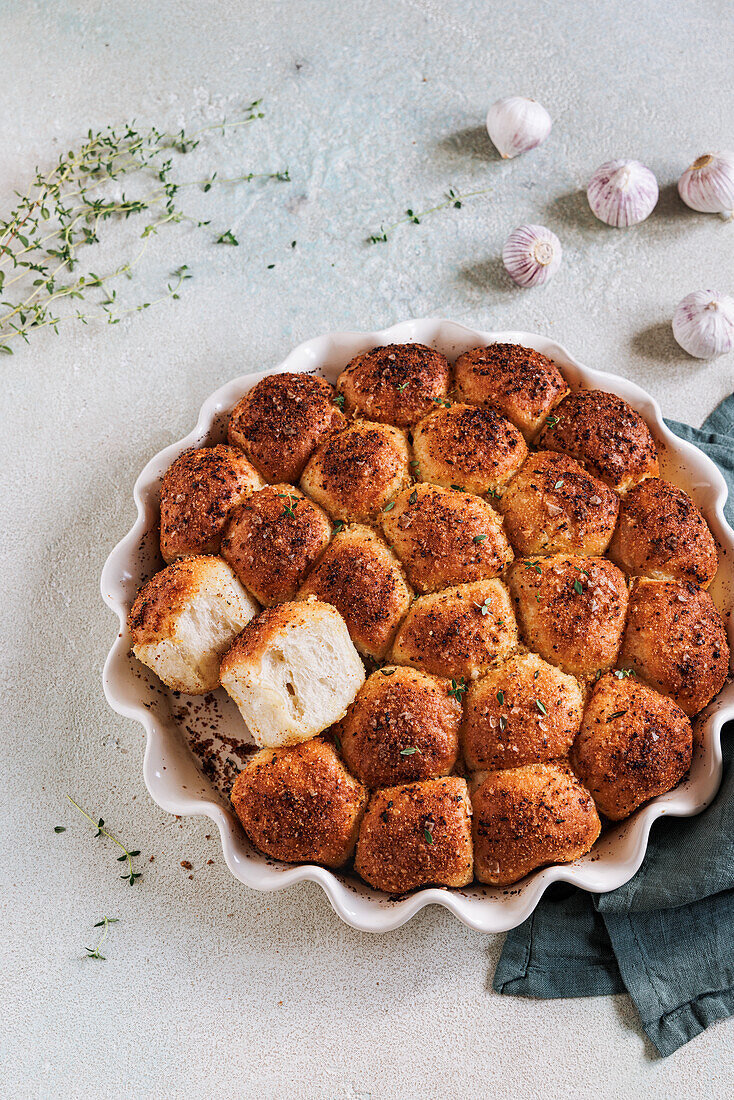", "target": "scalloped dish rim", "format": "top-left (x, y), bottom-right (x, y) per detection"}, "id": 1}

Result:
top-left (100, 318), bottom-right (734, 934)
